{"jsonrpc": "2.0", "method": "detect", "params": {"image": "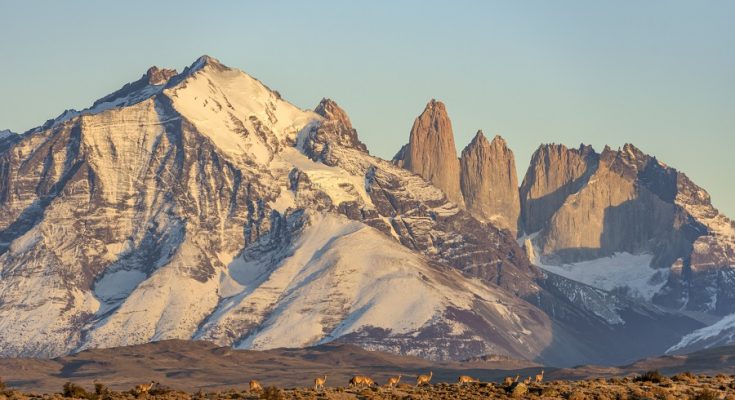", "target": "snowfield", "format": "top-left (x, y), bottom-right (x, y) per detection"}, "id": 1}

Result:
top-left (668, 312), bottom-right (735, 354)
top-left (535, 252), bottom-right (667, 302)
